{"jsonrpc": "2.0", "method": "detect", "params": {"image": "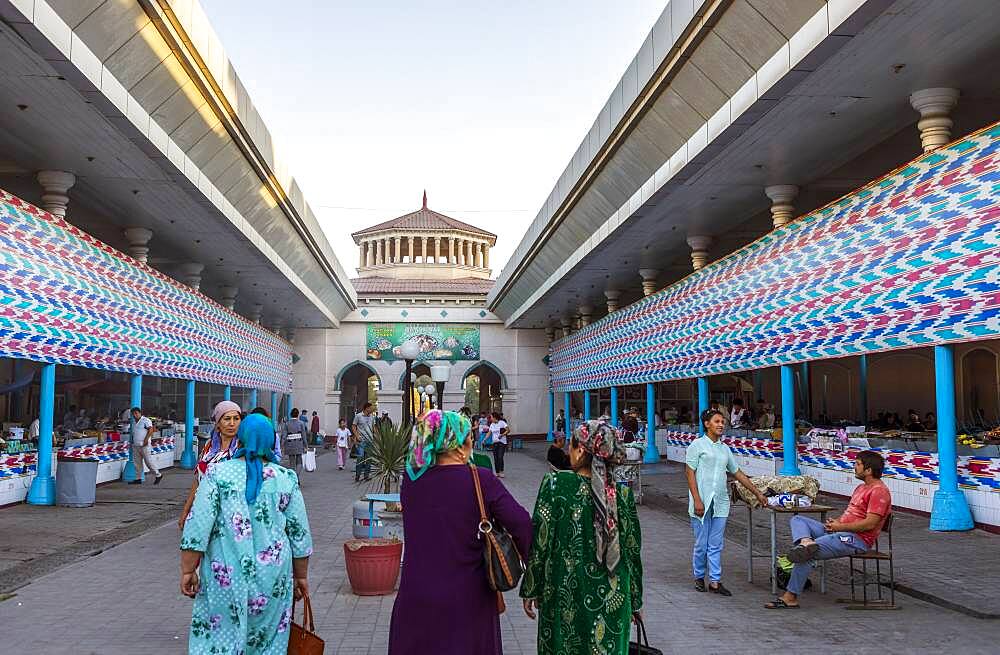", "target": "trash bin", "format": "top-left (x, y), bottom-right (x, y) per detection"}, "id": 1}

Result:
top-left (56, 456), bottom-right (99, 507)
